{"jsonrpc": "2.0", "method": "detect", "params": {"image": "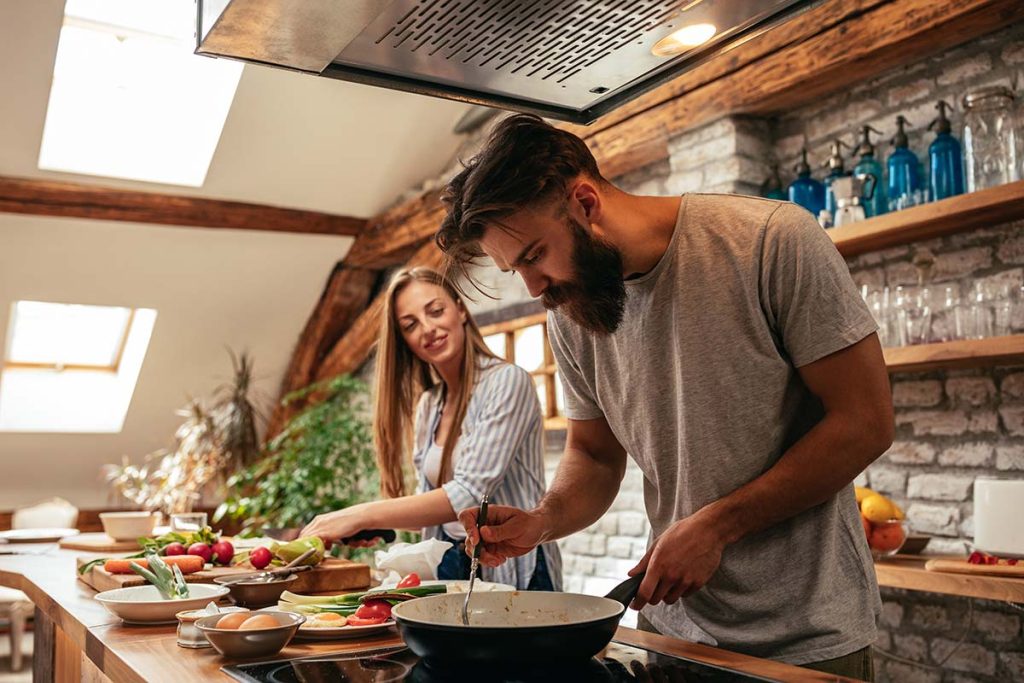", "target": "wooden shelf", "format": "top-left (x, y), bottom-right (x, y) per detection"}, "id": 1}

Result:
top-left (875, 556), bottom-right (1024, 603)
top-left (830, 180), bottom-right (1024, 257)
top-left (884, 335), bottom-right (1024, 373)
